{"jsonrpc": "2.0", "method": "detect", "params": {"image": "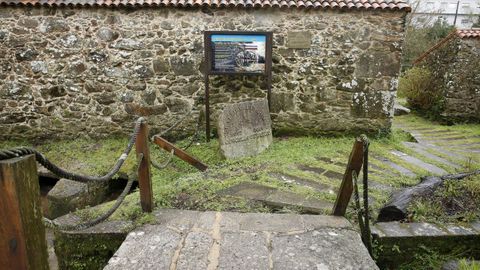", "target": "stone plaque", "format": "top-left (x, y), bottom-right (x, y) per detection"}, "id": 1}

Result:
top-left (287, 31), bottom-right (312, 49)
top-left (217, 99), bottom-right (273, 159)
